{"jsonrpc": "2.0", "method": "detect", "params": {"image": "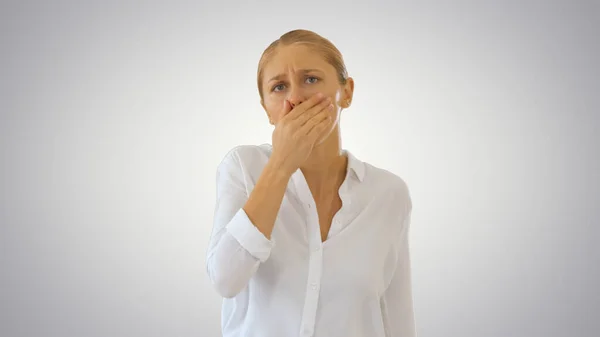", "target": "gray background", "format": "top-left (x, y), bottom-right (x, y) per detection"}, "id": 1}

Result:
top-left (1, 0), bottom-right (599, 336)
